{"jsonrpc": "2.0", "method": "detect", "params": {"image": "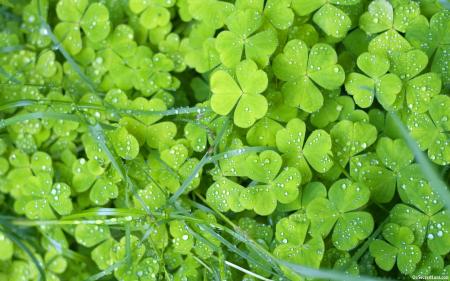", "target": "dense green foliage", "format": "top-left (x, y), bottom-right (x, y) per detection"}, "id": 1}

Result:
top-left (0, 0), bottom-right (449, 280)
